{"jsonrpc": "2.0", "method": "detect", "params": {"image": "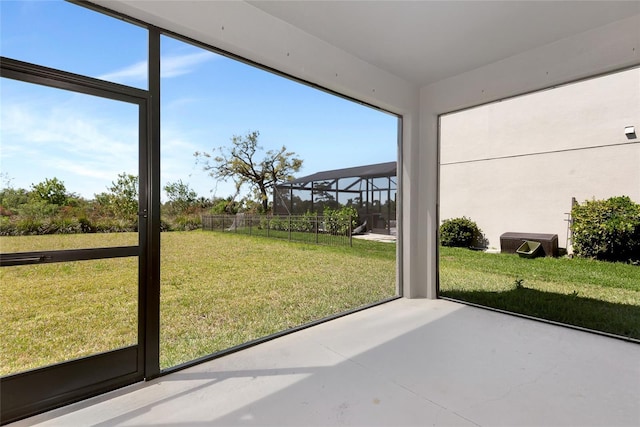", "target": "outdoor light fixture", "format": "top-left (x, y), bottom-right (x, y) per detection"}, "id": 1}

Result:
top-left (624, 126), bottom-right (636, 139)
